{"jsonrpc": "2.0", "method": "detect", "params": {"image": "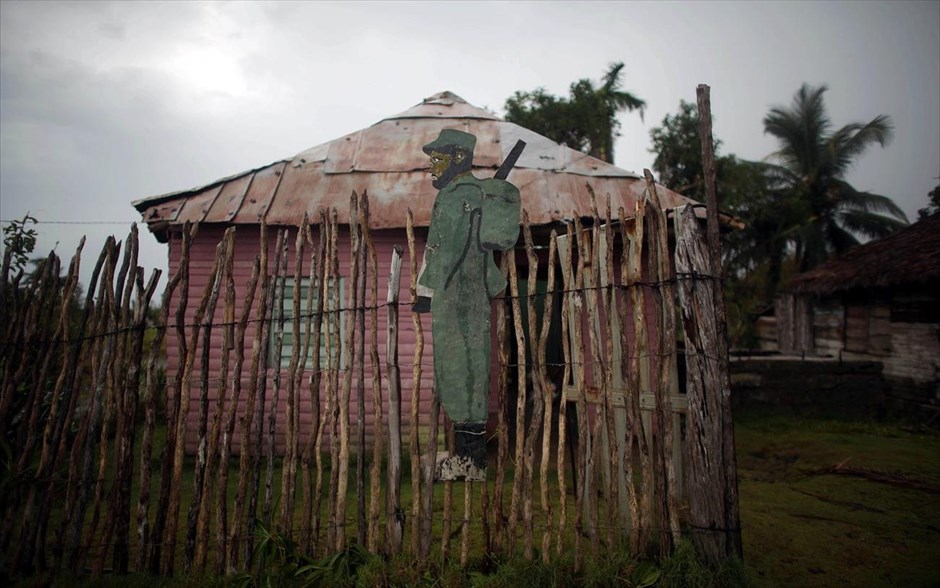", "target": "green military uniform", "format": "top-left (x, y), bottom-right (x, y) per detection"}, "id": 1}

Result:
top-left (419, 173), bottom-right (520, 423)
top-left (418, 128), bottom-right (521, 480)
